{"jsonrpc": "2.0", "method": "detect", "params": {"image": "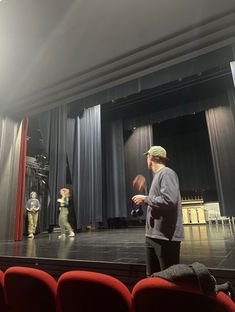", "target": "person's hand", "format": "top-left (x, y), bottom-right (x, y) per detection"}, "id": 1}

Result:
top-left (132, 195), bottom-right (146, 205)
top-left (57, 198), bottom-right (63, 203)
